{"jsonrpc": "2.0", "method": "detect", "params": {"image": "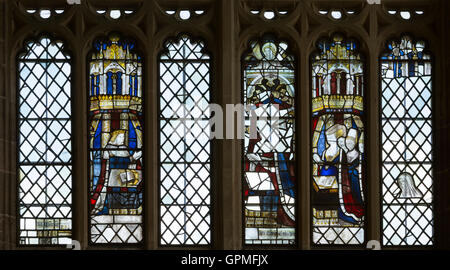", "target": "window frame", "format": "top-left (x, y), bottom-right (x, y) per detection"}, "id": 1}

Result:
top-left (2, 0), bottom-right (447, 250)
